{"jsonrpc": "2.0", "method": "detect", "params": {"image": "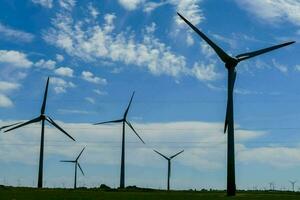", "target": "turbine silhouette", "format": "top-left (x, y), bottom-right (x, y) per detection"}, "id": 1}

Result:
top-left (4, 77), bottom-right (75, 188)
top-left (60, 147), bottom-right (85, 189)
top-left (94, 92), bottom-right (145, 188)
top-left (289, 180), bottom-right (297, 192)
top-left (153, 149), bottom-right (184, 191)
top-left (177, 12), bottom-right (295, 196)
